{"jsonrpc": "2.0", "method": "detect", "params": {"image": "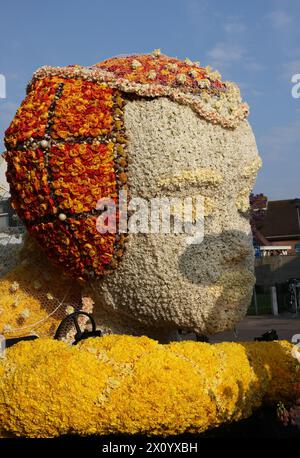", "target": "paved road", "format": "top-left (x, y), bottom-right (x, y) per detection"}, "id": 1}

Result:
top-left (211, 315), bottom-right (300, 343)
